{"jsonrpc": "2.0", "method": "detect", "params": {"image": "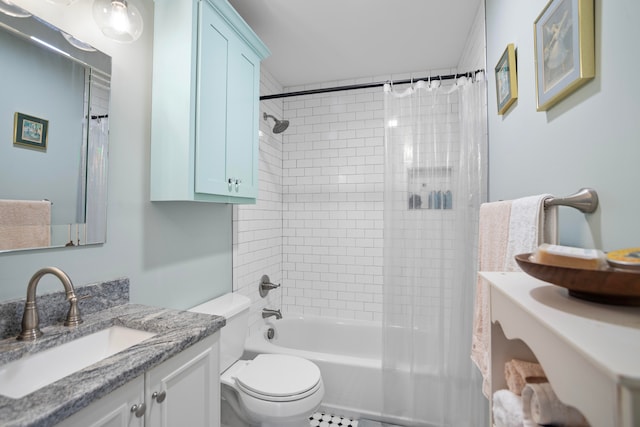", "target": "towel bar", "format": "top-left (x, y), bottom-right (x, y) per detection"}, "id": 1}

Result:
top-left (544, 188), bottom-right (598, 213)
